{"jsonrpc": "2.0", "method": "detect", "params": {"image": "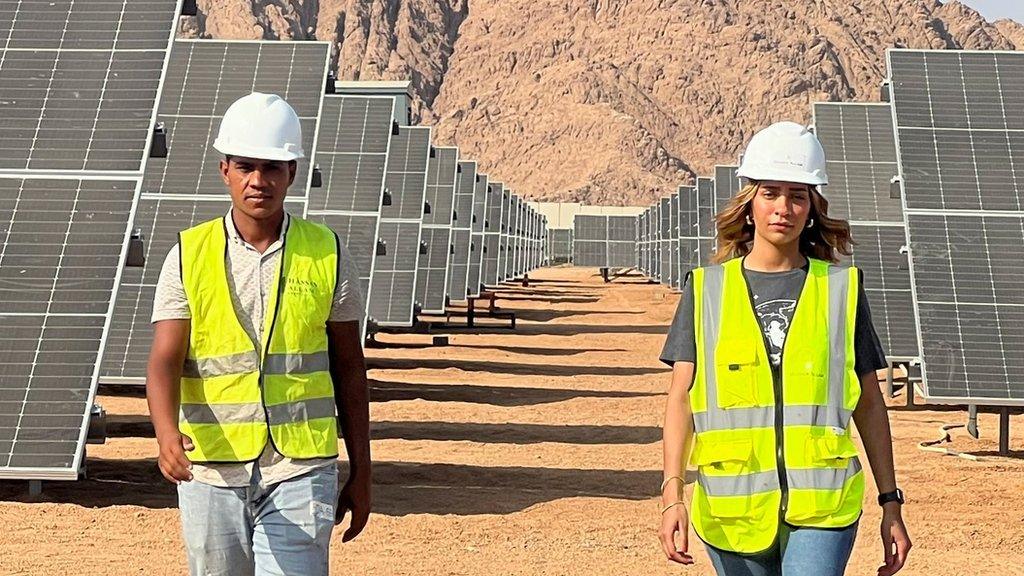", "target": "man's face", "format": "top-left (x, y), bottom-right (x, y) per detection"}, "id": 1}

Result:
top-left (219, 156), bottom-right (296, 221)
